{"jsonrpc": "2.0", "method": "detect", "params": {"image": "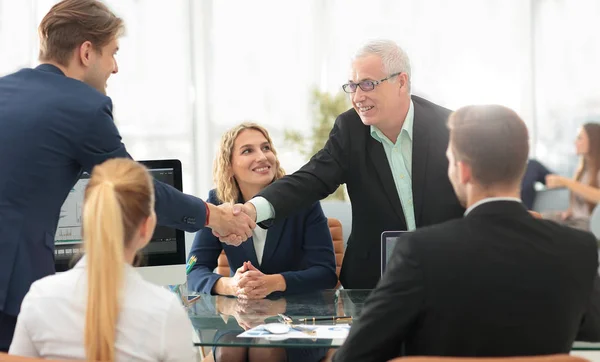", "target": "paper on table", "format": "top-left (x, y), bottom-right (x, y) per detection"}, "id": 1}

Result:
top-left (237, 324), bottom-right (351, 340)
